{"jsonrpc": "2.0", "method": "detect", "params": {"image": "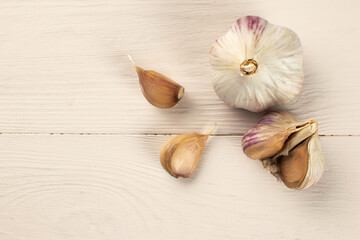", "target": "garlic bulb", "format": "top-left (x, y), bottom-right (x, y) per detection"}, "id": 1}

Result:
top-left (128, 55), bottom-right (184, 108)
top-left (210, 16), bottom-right (304, 112)
top-left (242, 111), bottom-right (324, 190)
top-left (160, 125), bottom-right (215, 178)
